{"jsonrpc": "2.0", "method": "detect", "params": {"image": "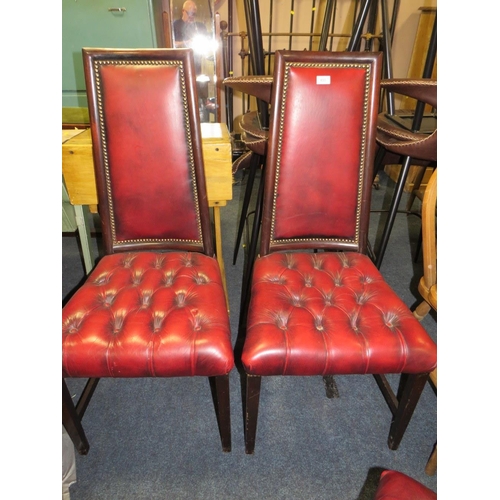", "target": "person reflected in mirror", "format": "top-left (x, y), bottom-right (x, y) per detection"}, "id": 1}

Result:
top-left (173, 0), bottom-right (212, 121)
top-left (173, 1), bottom-right (208, 52)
